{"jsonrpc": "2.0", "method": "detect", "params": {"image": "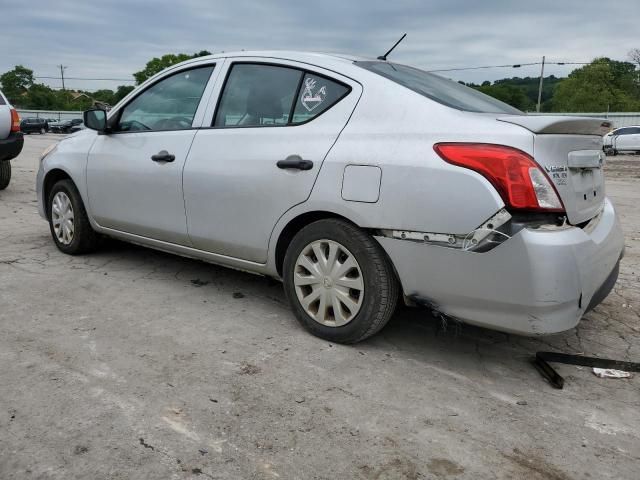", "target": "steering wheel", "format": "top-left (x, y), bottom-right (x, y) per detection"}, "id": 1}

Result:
top-left (154, 116), bottom-right (193, 130)
top-left (120, 119), bottom-right (151, 131)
